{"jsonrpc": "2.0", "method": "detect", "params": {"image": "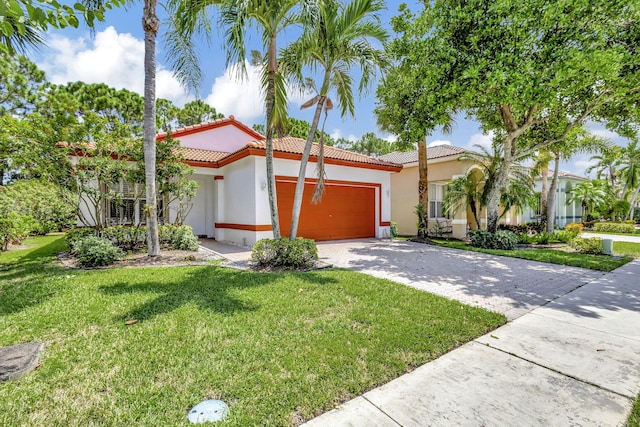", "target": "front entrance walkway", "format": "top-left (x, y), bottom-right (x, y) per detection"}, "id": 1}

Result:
top-left (316, 239), bottom-right (603, 320)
